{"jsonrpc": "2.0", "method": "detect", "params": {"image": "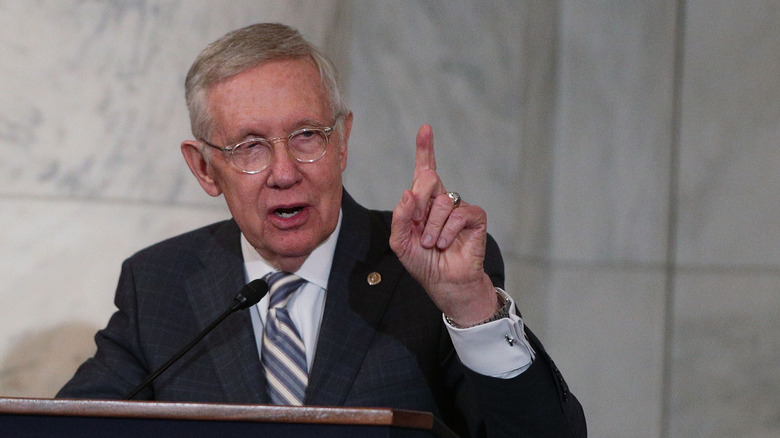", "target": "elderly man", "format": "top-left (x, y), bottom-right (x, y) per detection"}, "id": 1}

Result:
top-left (58, 23), bottom-right (586, 437)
